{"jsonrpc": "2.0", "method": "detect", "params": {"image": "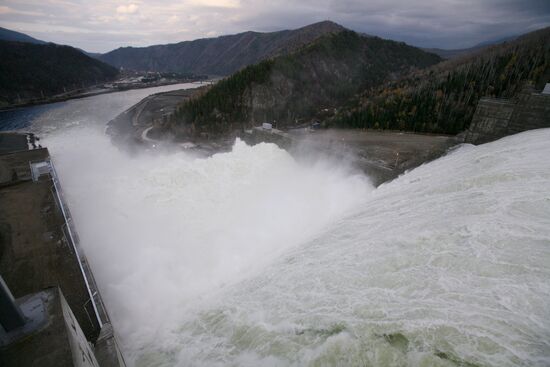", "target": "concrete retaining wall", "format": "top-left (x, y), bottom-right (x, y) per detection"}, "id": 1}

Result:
top-left (464, 85), bottom-right (550, 144)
